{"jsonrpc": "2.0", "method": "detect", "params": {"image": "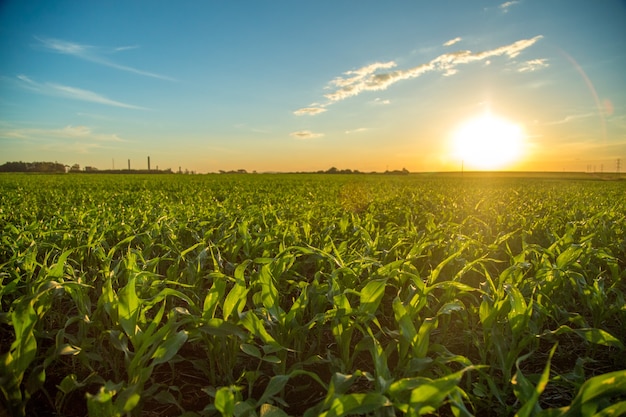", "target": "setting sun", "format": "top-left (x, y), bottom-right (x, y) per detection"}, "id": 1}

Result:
top-left (451, 113), bottom-right (524, 170)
